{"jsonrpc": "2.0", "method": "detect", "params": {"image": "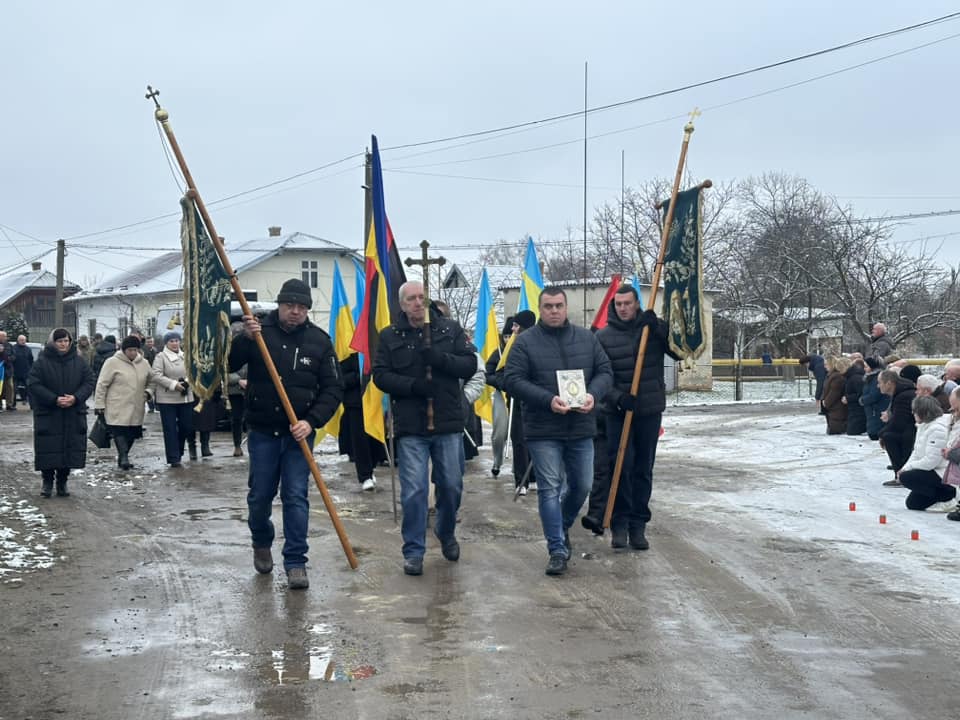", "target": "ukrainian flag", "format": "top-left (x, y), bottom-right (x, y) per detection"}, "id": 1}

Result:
top-left (319, 260), bottom-right (355, 439)
top-left (473, 268), bottom-right (499, 424)
top-left (517, 237), bottom-right (544, 320)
